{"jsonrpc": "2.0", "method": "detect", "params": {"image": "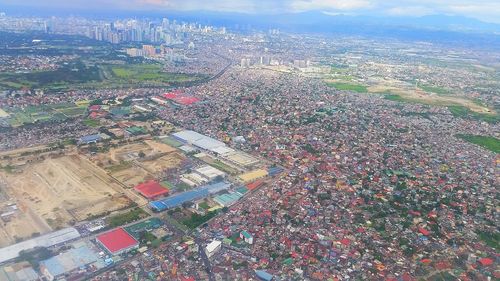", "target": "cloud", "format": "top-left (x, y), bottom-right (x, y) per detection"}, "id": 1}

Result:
top-left (290, 0), bottom-right (373, 12)
top-left (2, 0), bottom-right (500, 23)
top-left (386, 6), bottom-right (435, 17)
